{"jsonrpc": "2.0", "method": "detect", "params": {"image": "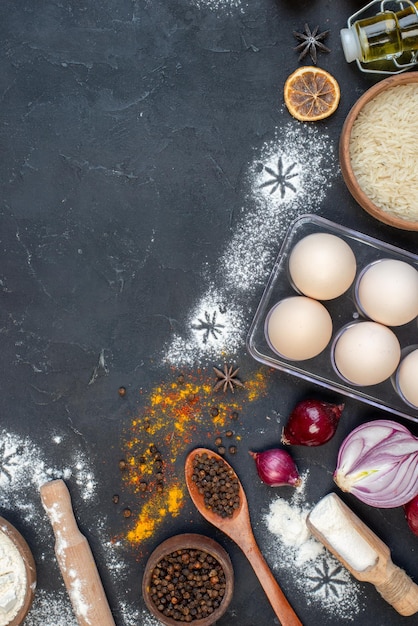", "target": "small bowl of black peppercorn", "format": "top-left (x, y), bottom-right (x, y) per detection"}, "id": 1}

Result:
top-left (142, 533), bottom-right (234, 625)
